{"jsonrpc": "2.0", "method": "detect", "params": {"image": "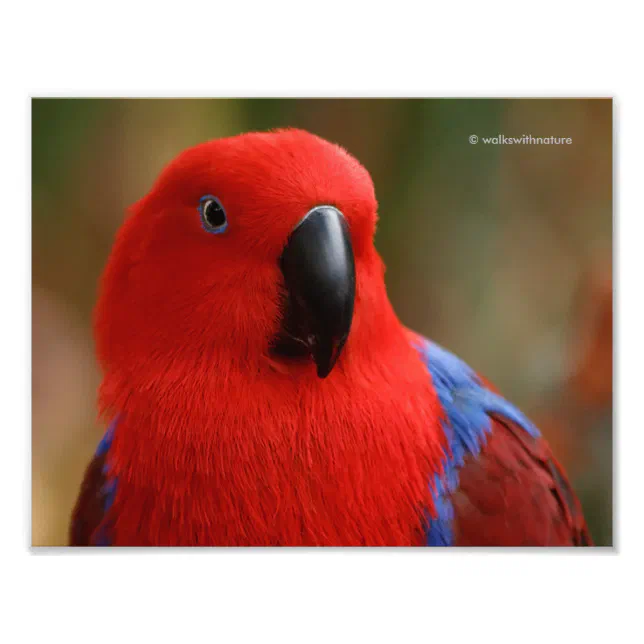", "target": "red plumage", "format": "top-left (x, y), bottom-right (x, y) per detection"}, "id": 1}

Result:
top-left (452, 417), bottom-right (590, 546)
top-left (70, 128), bottom-right (591, 546)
